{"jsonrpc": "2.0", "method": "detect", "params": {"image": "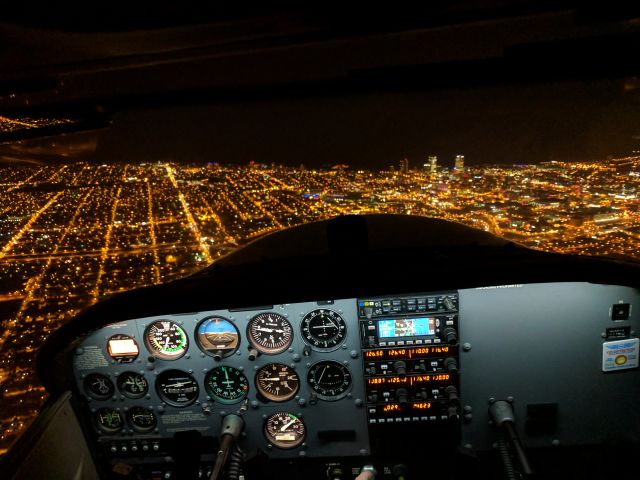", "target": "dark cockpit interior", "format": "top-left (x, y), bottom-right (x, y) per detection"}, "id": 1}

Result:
top-left (1, 3), bottom-right (640, 480)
